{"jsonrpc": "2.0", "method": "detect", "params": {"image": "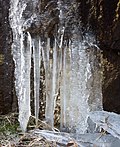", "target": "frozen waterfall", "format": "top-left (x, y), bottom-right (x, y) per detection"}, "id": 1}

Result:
top-left (9, 0), bottom-right (103, 133)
